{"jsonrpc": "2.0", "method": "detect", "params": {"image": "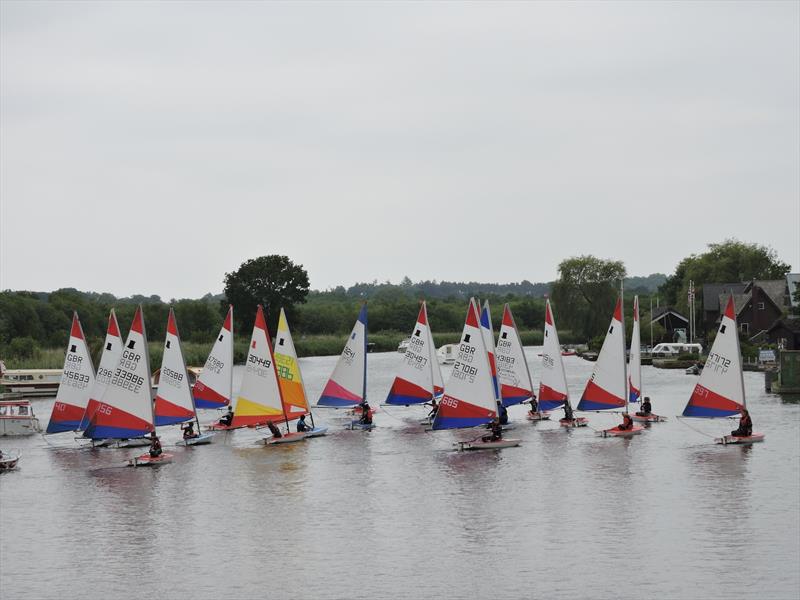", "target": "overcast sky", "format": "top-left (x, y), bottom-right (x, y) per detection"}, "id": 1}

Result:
top-left (1, 1), bottom-right (798, 299)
